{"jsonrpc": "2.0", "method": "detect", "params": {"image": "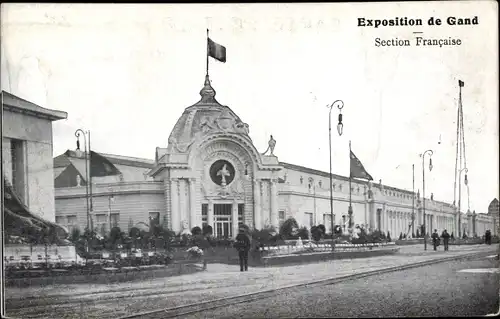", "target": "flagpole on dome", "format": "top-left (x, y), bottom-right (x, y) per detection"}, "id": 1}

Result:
top-left (206, 28), bottom-right (210, 77)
